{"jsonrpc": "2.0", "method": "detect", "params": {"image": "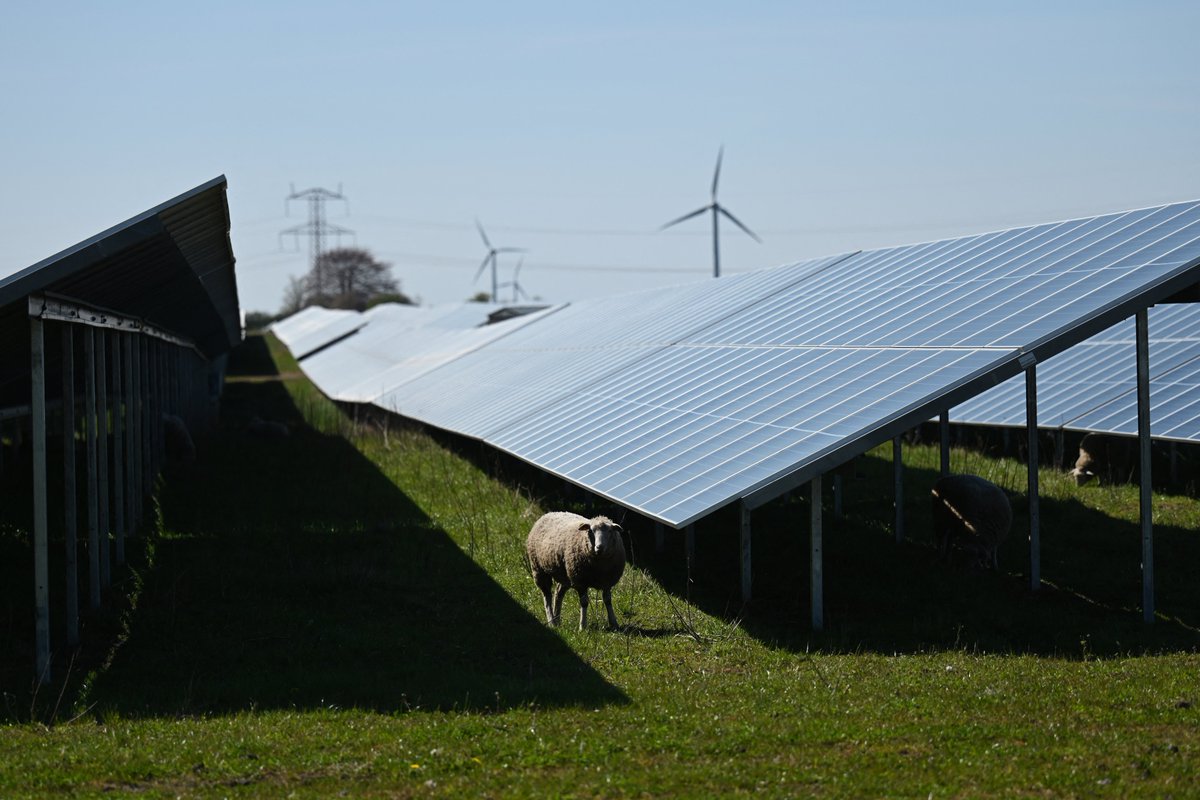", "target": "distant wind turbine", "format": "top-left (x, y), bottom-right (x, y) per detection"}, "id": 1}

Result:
top-left (473, 219), bottom-right (526, 302)
top-left (660, 146), bottom-right (761, 278)
top-left (498, 257), bottom-right (530, 303)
